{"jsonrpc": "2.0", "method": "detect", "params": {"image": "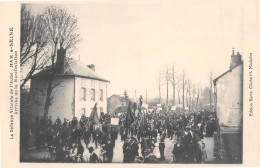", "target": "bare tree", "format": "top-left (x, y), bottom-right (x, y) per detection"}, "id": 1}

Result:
top-left (196, 84), bottom-right (201, 105)
top-left (165, 67), bottom-right (170, 106)
top-left (192, 83), bottom-right (197, 111)
top-left (169, 65), bottom-right (176, 105)
top-left (158, 71), bottom-right (162, 104)
top-left (41, 6), bottom-right (81, 118)
top-left (20, 4), bottom-right (50, 89)
top-left (177, 79), bottom-right (181, 105)
top-left (186, 80), bottom-right (190, 107)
